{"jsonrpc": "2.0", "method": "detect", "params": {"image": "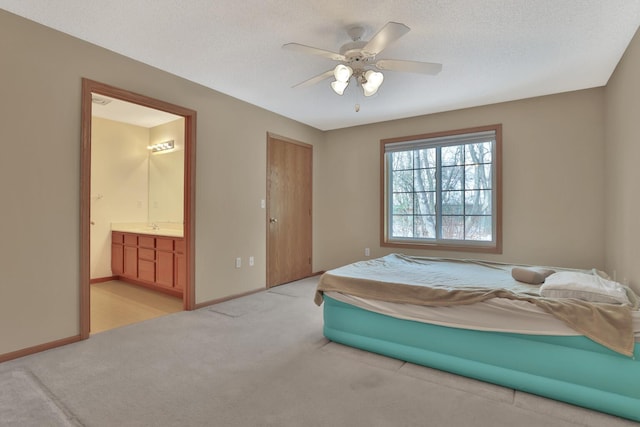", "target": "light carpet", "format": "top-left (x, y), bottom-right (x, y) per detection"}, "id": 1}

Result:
top-left (0, 368), bottom-right (79, 426)
top-left (0, 276), bottom-right (637, 426)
